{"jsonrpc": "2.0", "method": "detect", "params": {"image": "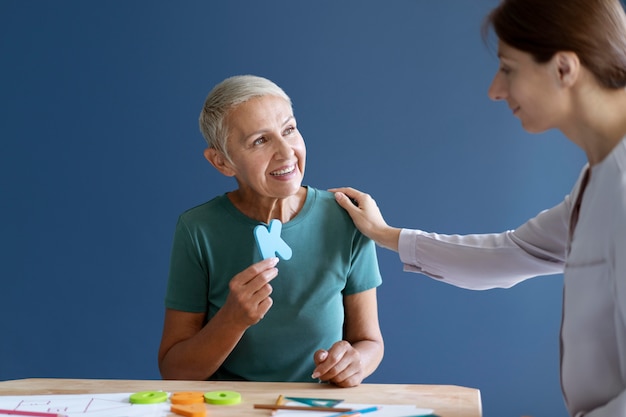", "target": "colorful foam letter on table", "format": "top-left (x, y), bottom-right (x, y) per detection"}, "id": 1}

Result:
top-left (171, 392), bottom-right (205, 404)
top-left (129, 390), bottom-right (168, 404)
top-left (171, 403), bottom-right (207, 417)
top-left (254, 219), bottom-right (292, 260)
top-left (204, 390), bottom-right (242, 405)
